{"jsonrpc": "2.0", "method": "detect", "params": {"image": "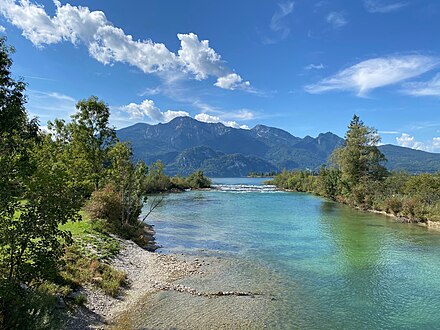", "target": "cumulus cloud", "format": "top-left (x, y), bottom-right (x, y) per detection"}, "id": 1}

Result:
top-left (396, 133), bottom-right (440, 152)
top-left (177, 33), bottom-right (224, 80)
top-left (195, 113), bottom-right (249, 129)
top-left (214, 73), bottom-right (250, 90)
top-left (402, 73), bottom-right (440, 97)
top-left (326, 12), bottom-right (347, 29)
top-left (121, 99), bottom-right (189, 123)
top-left (305, 55), bottom-right (440, 96)
top-left (0, 0), bottom-right (250, 90)
top-left (364, 0), bottom-right (408, 13)
top-left (0, 25), bottom-right (5, 33)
